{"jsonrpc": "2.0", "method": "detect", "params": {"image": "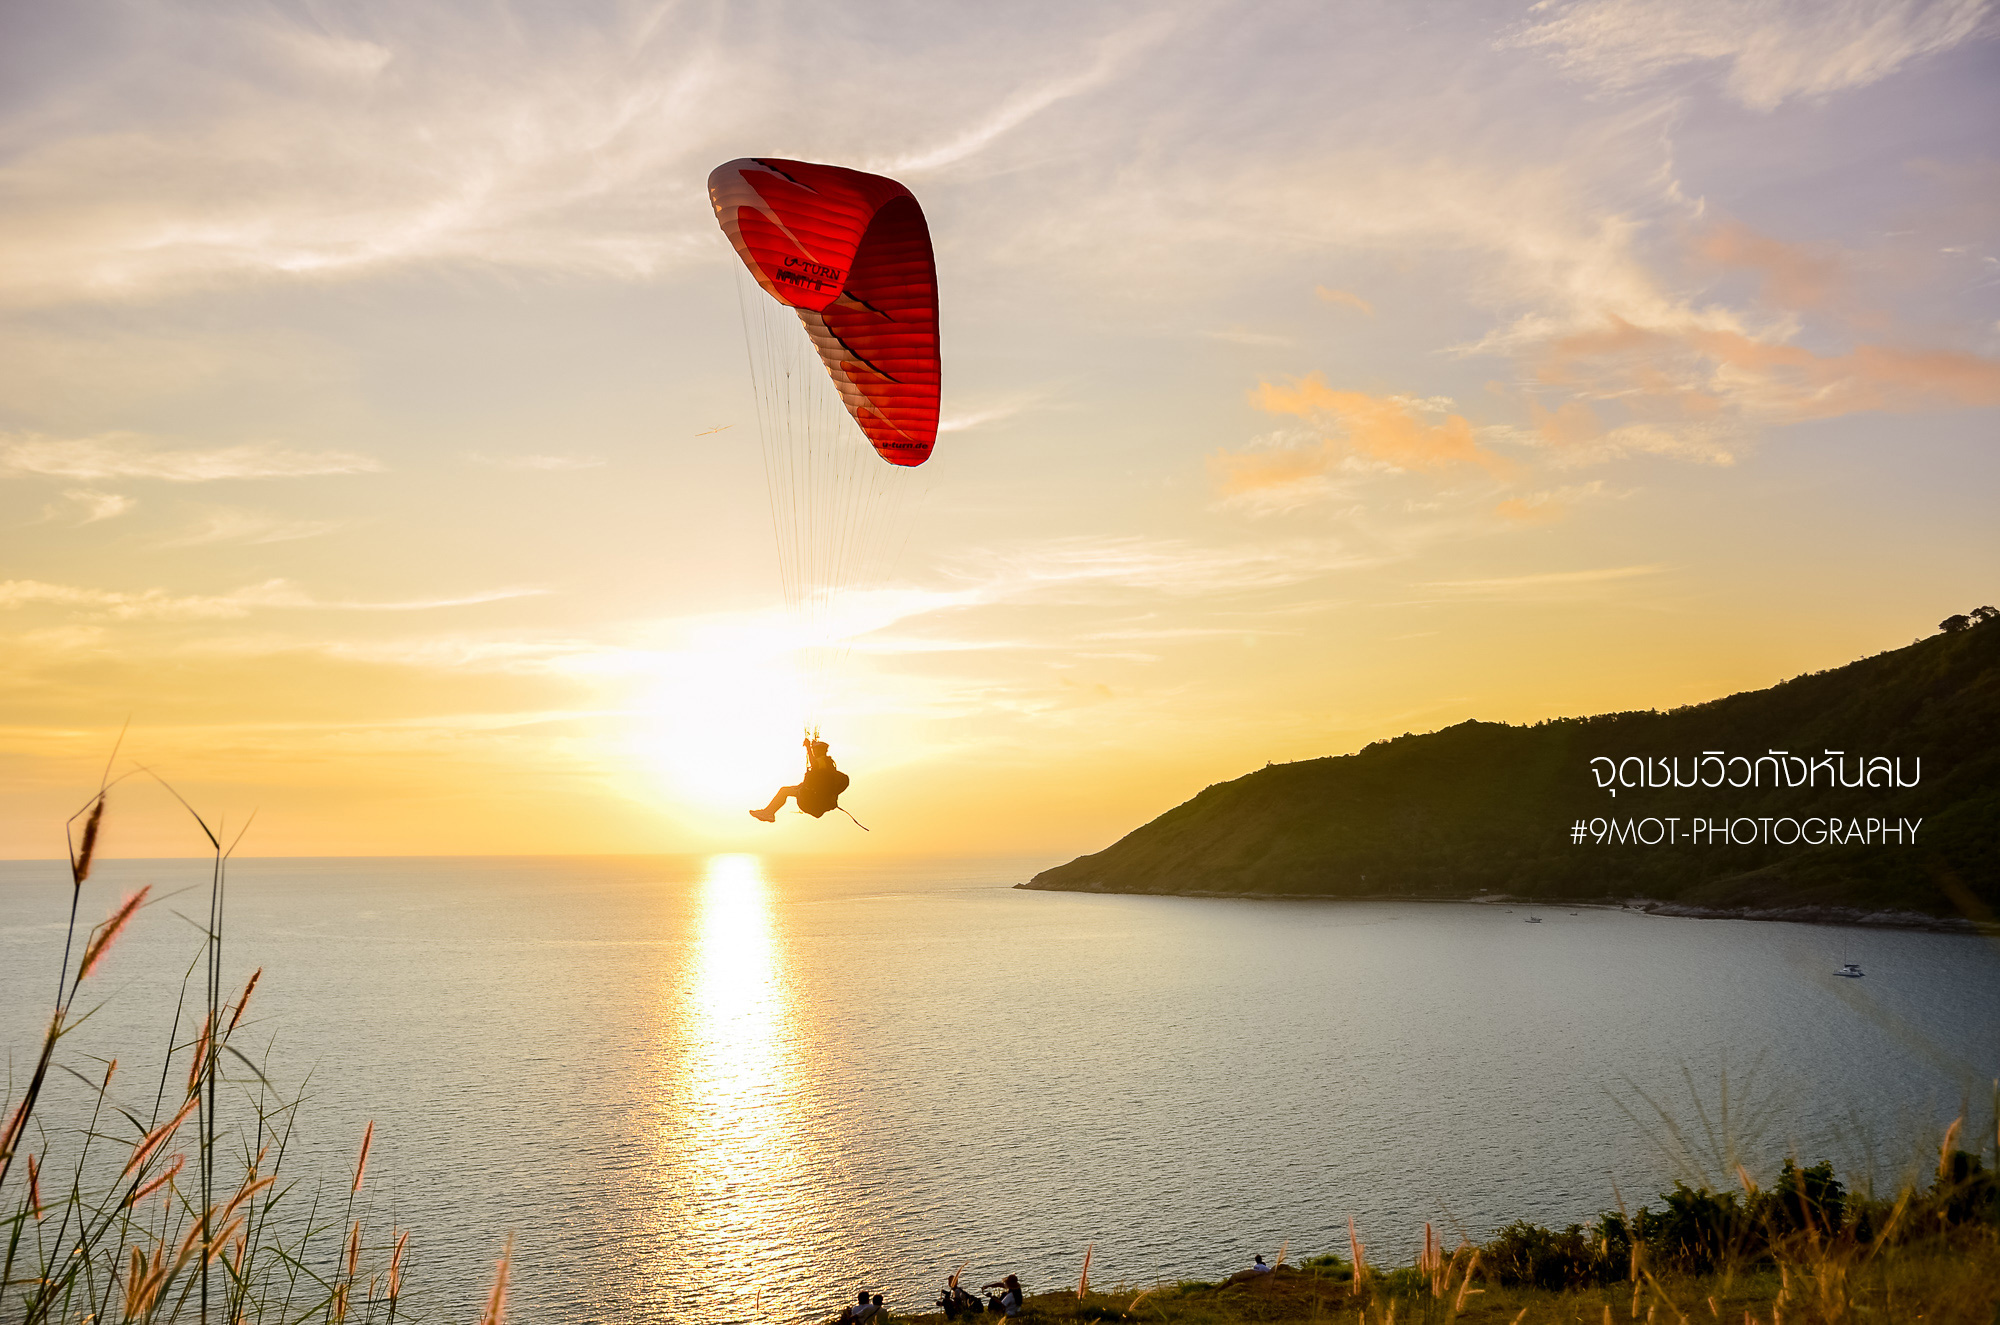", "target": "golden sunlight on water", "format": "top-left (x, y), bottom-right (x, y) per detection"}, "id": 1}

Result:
top-left (649, 854), bottom-right (833, 1319)
top-left (692, 854), bottom-right (784, 1064)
